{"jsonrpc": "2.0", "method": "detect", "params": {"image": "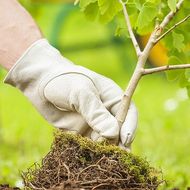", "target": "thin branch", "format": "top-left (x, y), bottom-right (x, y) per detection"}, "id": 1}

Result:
top-left (159, 0), bottom-right (184, 30)
top-left (118, 0), bottom-right (141, 57)
top-left (155, 14), bottom-right (190, 43)
top-left (143, 64), bottom-right (190, 75)
top-left (115, 0), bottom-right (185, 126)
